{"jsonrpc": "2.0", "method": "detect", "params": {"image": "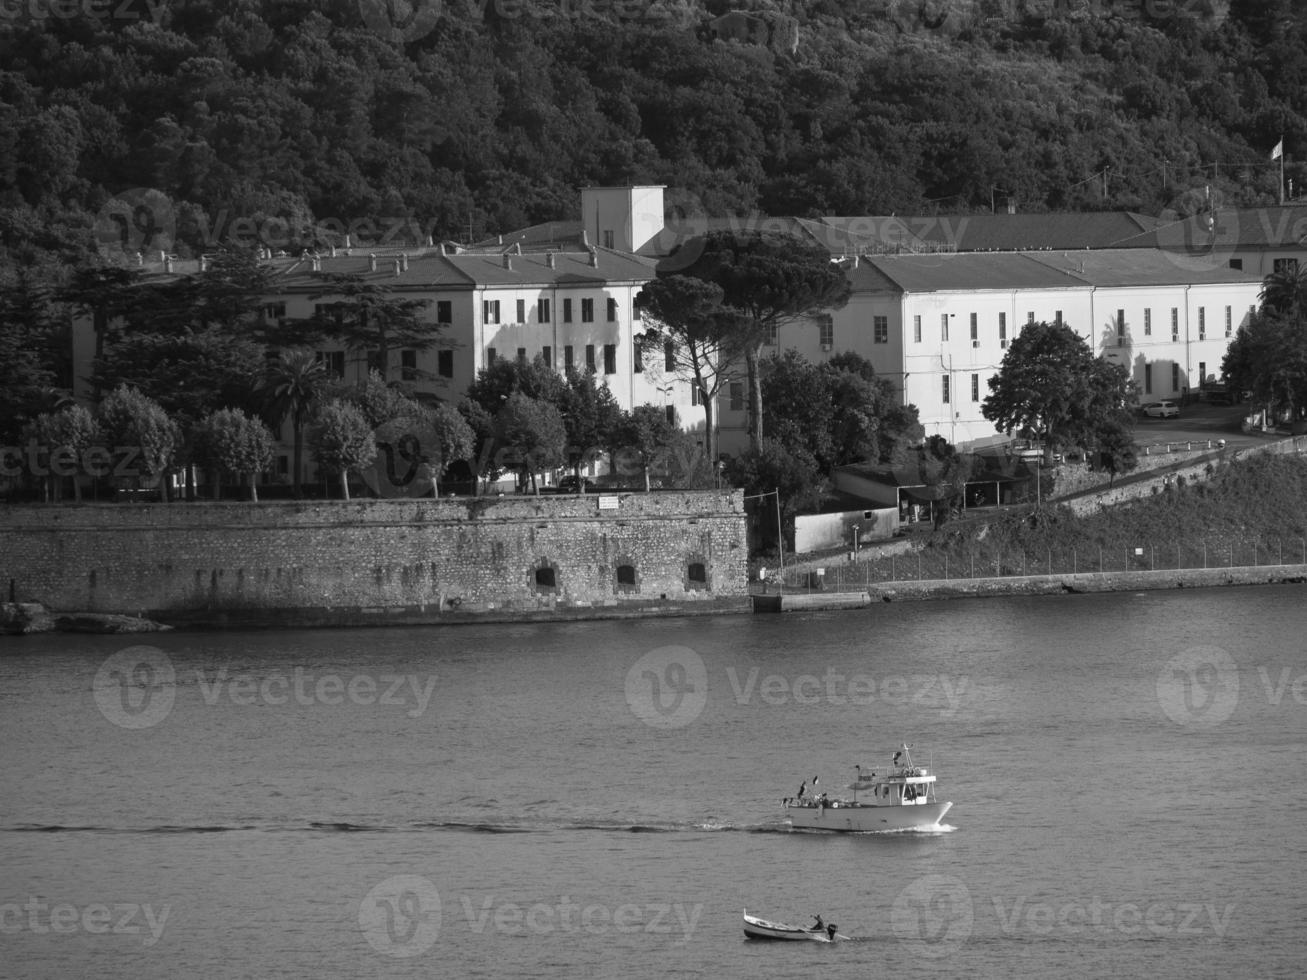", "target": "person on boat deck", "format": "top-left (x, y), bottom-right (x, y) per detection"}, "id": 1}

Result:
top-left (797, 780), bottom-right (806, 800)
top-left (893, 750), bottom-right (903, 766)
top-left (812, 915), bottom-right (824, 931)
